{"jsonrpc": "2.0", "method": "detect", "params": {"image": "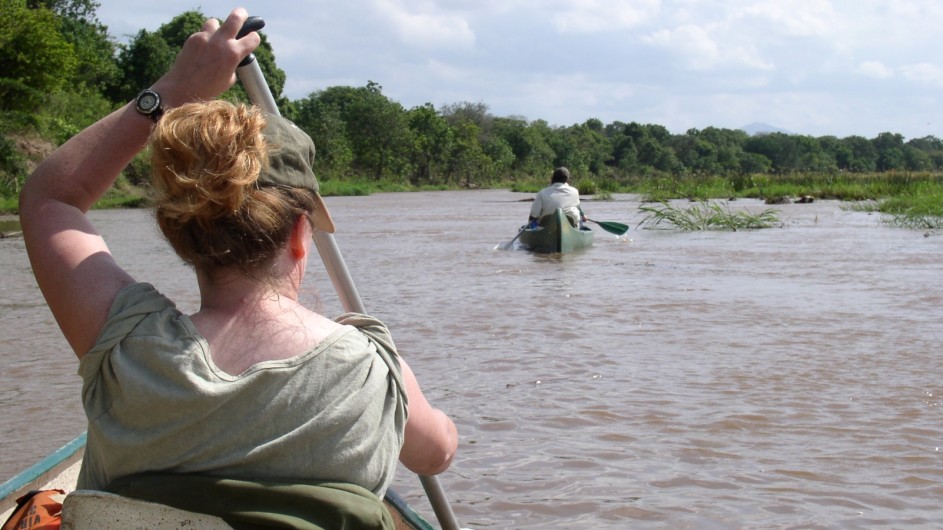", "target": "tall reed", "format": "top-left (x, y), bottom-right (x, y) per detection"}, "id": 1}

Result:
top-left (637, 200), bottom-right (782, 231)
